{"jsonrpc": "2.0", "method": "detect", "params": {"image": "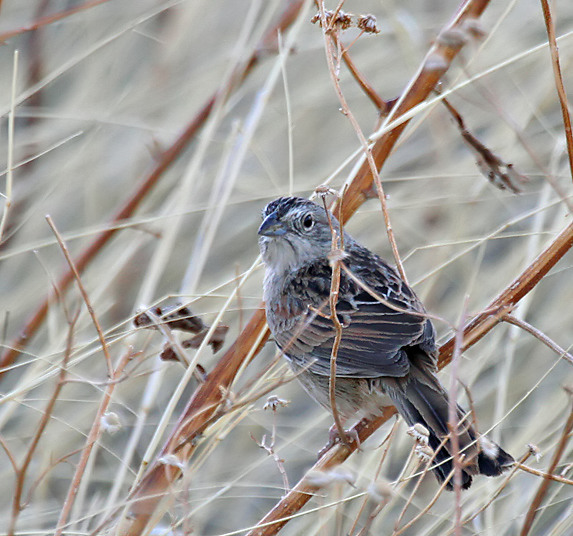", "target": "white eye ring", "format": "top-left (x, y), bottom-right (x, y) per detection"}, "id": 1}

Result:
top-left (302, 213), bottom-right (314, 230)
